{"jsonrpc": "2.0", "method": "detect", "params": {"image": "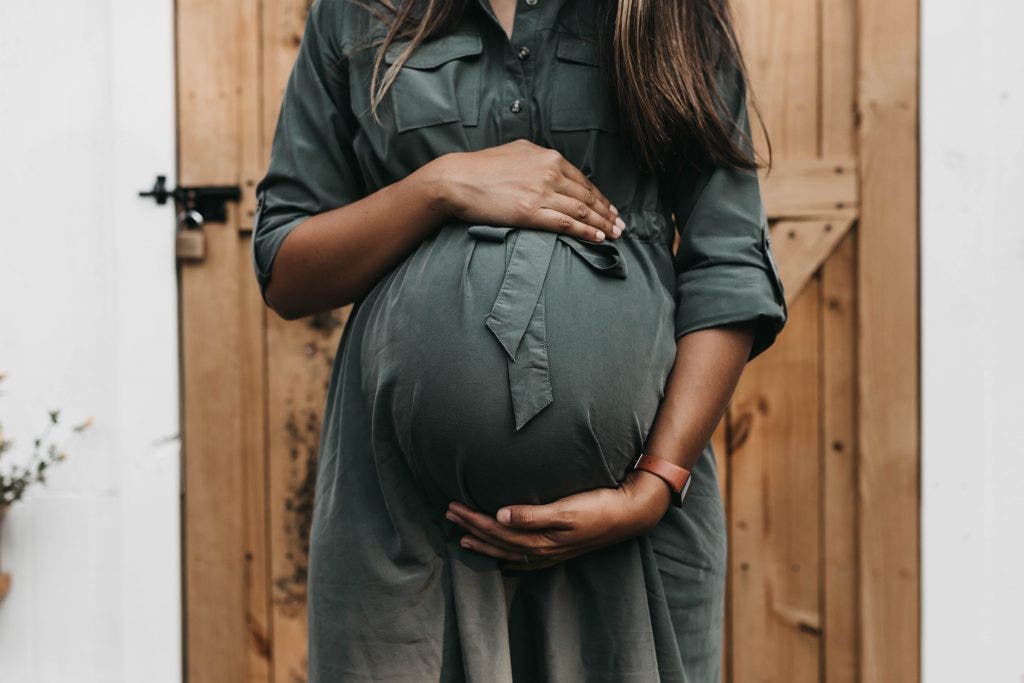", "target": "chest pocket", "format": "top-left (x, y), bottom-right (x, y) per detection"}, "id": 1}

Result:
top-left (383, 33), bottom-right (483, 133)
top-left (550, 34), bottom-right (620, 134)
